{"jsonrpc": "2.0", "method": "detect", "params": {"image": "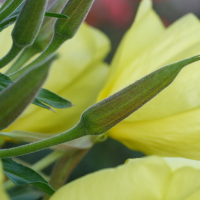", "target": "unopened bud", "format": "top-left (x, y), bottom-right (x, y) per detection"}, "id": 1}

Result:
top-left (54, 0), bottom-right (95, 40)
top-left (12, 0), bottom-right (48, 48)
top-left (8, 0), bottom-right (95, 78)
top-left (0, 0), bottom-right (48, 69)
top-left (79, 55), bottom-right (200, 135)
top-left (33, 0), bottom-right (67, 52)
